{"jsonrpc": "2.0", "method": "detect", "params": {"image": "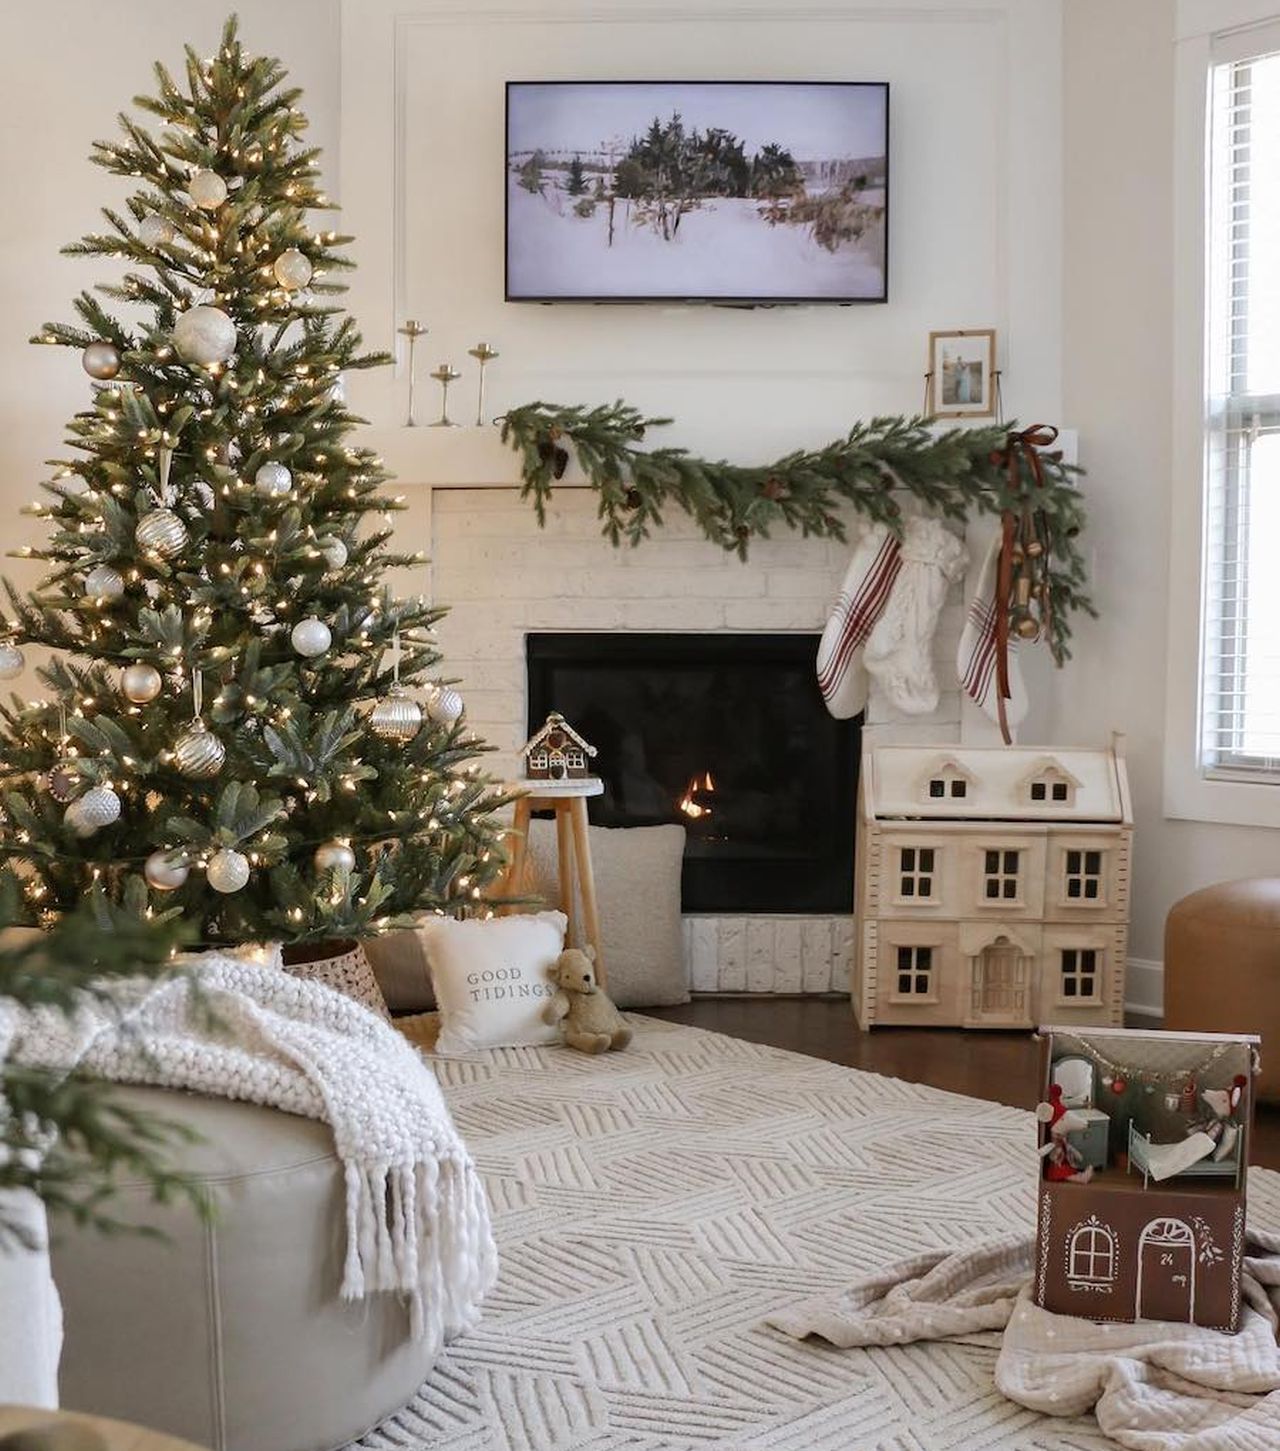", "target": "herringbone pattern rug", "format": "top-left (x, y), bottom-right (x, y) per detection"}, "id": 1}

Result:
top-left (356, 1016), bottom-right (1280, 1450)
